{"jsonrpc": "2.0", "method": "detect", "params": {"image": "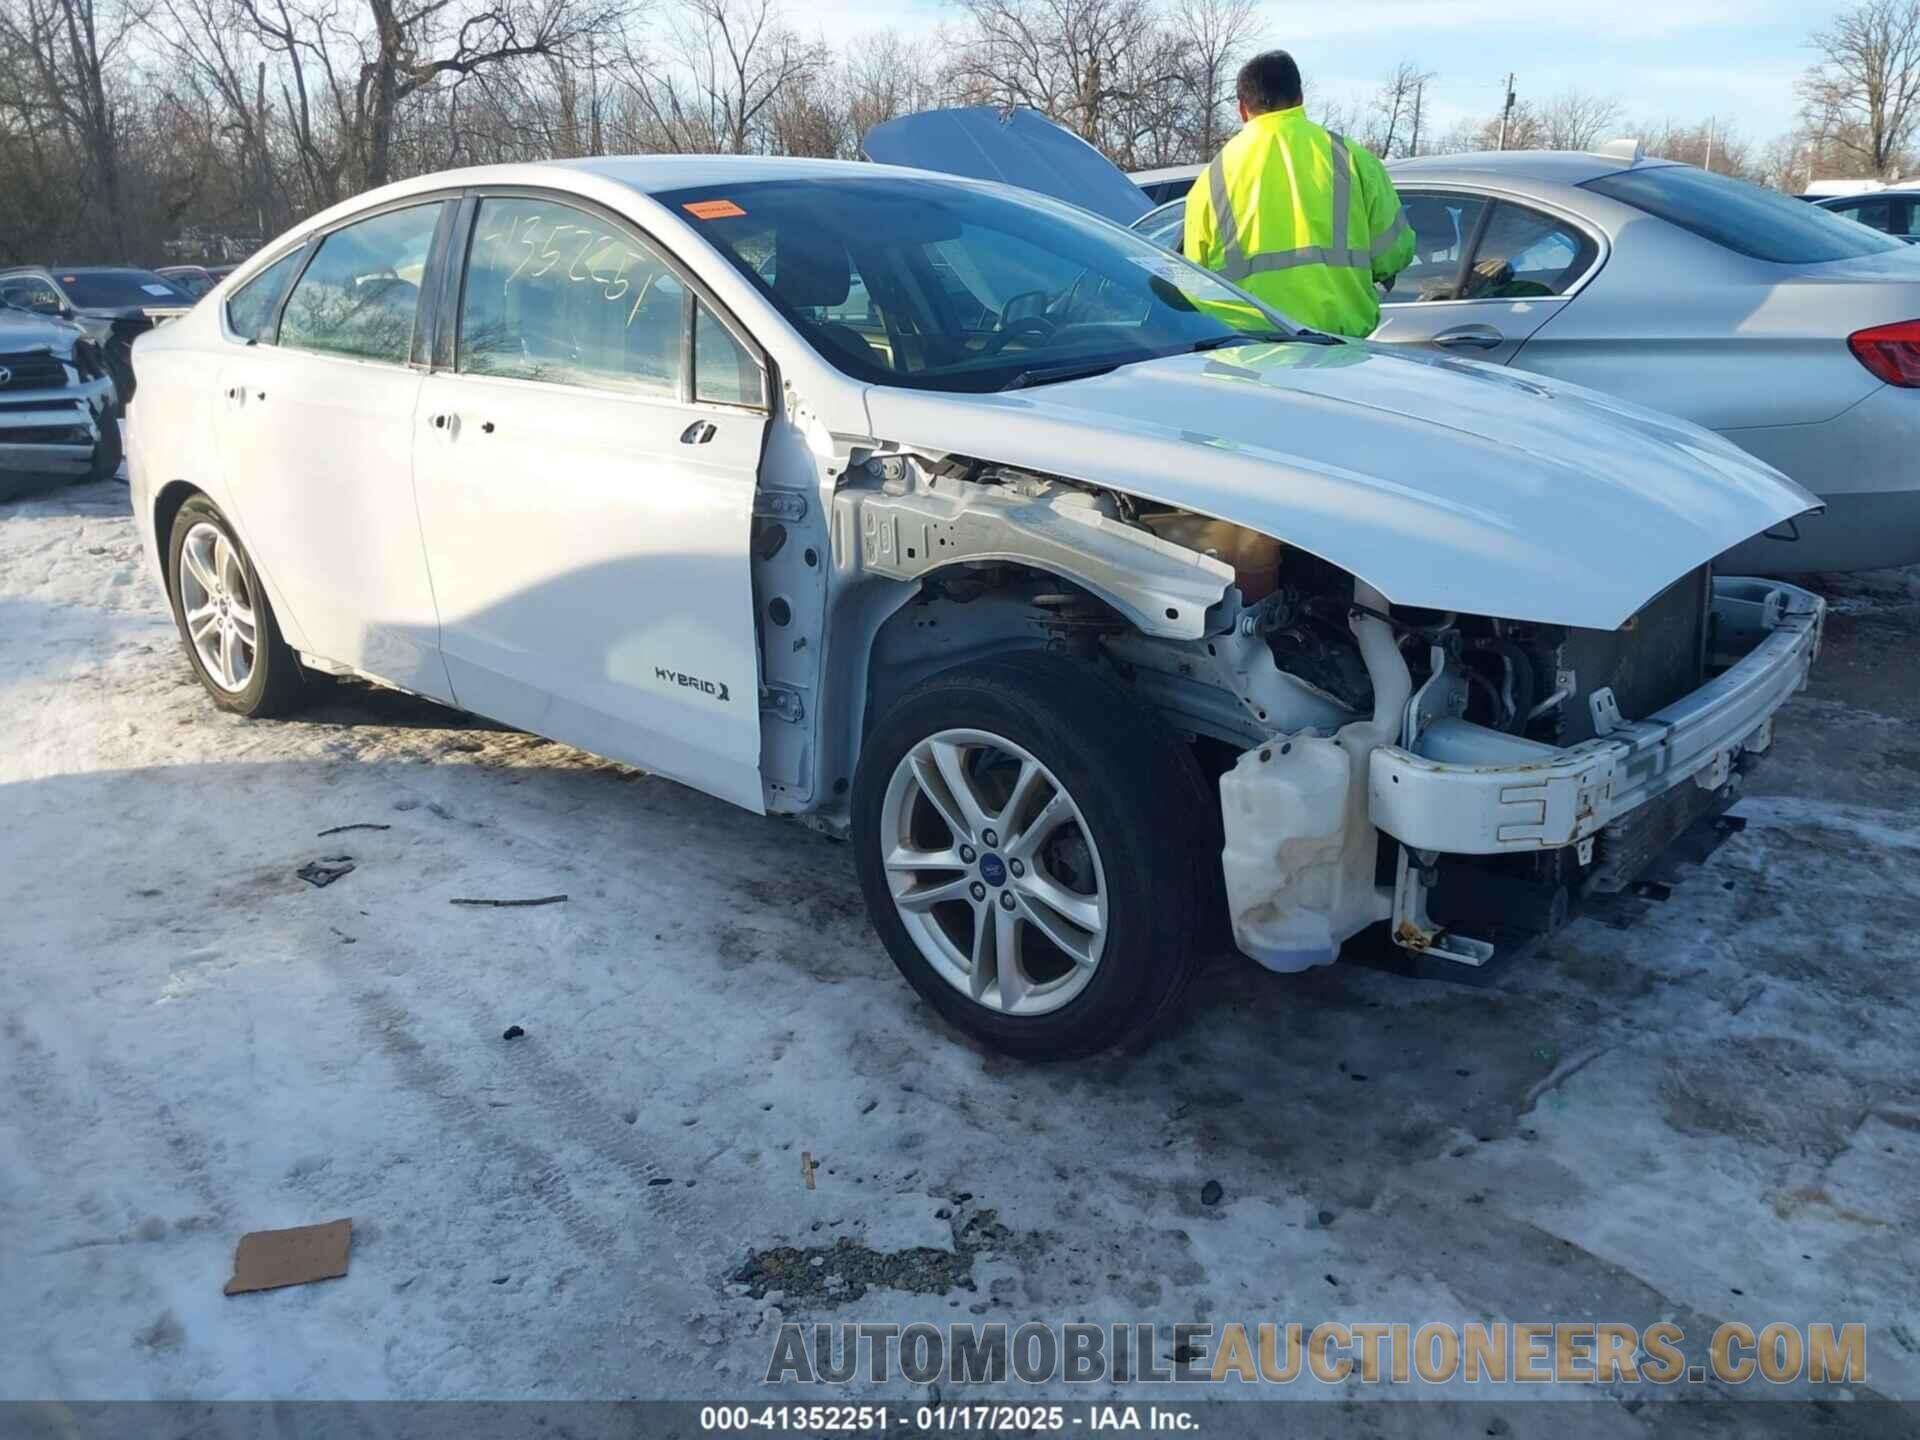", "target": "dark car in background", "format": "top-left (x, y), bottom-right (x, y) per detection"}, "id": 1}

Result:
top-left (0, 266), bottom-right (193, 405)
top-left (1814, 190), bottom-right (1920, 243)
top-left (0, 294), bottom-right (123, 498)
